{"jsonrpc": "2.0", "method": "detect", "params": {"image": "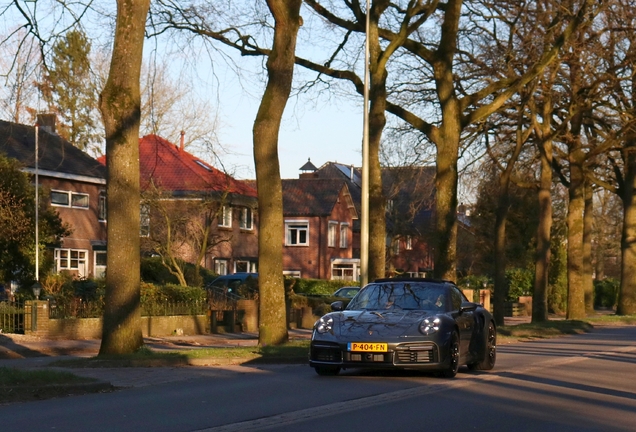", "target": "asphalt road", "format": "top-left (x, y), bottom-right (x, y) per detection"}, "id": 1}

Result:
top-left (1, 326), bottom-right (635, 432)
